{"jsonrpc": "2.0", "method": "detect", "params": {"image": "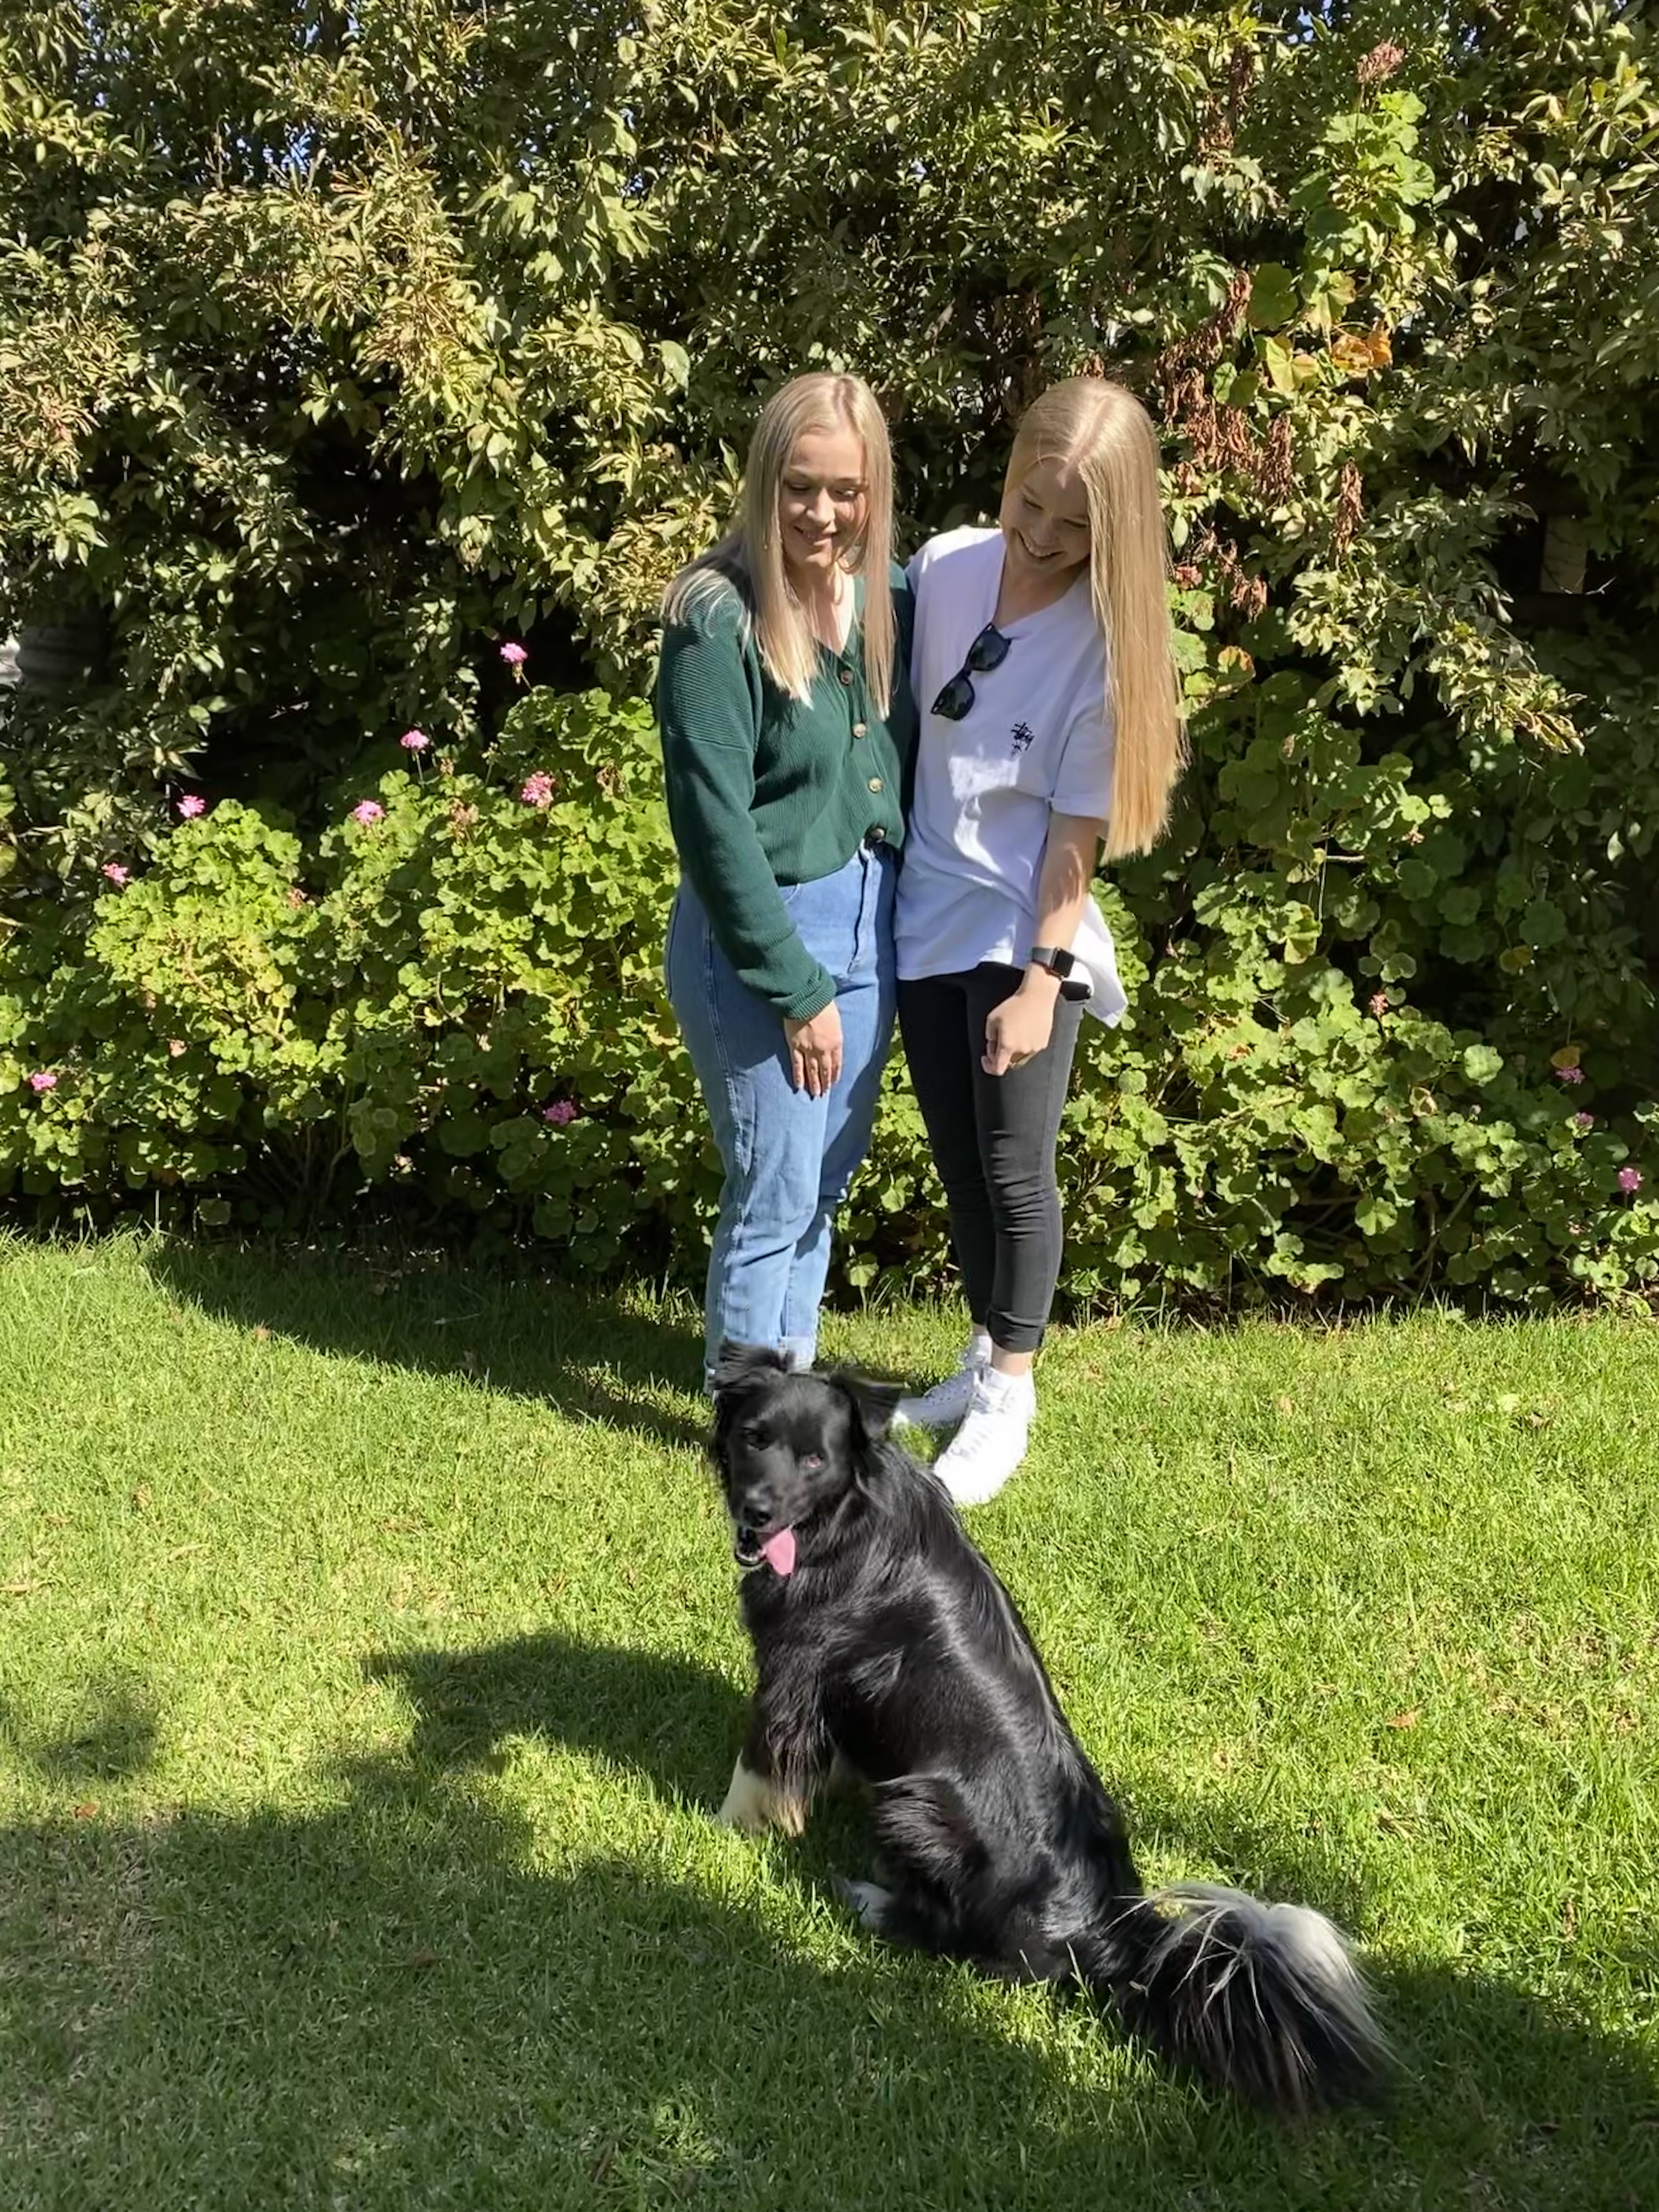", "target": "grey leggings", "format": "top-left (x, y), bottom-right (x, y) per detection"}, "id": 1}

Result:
top-left (897, 964), bottom-right (1085, 1354)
